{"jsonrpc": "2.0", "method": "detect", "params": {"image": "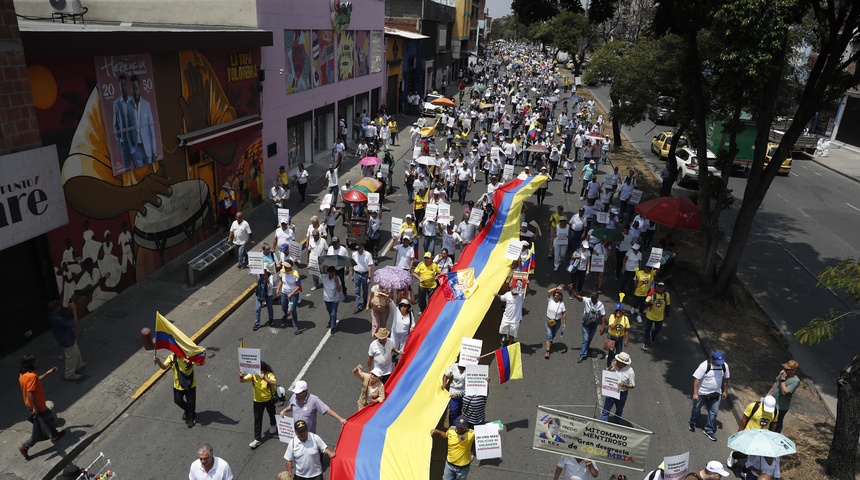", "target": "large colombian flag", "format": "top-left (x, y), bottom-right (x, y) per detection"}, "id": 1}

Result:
top-left (331, 174), bottom-right (545, 480)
